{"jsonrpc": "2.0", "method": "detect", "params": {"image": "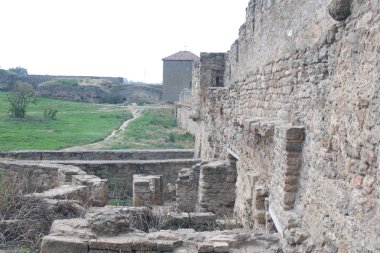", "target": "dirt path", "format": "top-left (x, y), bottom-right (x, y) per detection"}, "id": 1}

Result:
top-left (62, 104), bottom-right (173, 151)
top-left (62, 105), bottom-right (142, 151)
